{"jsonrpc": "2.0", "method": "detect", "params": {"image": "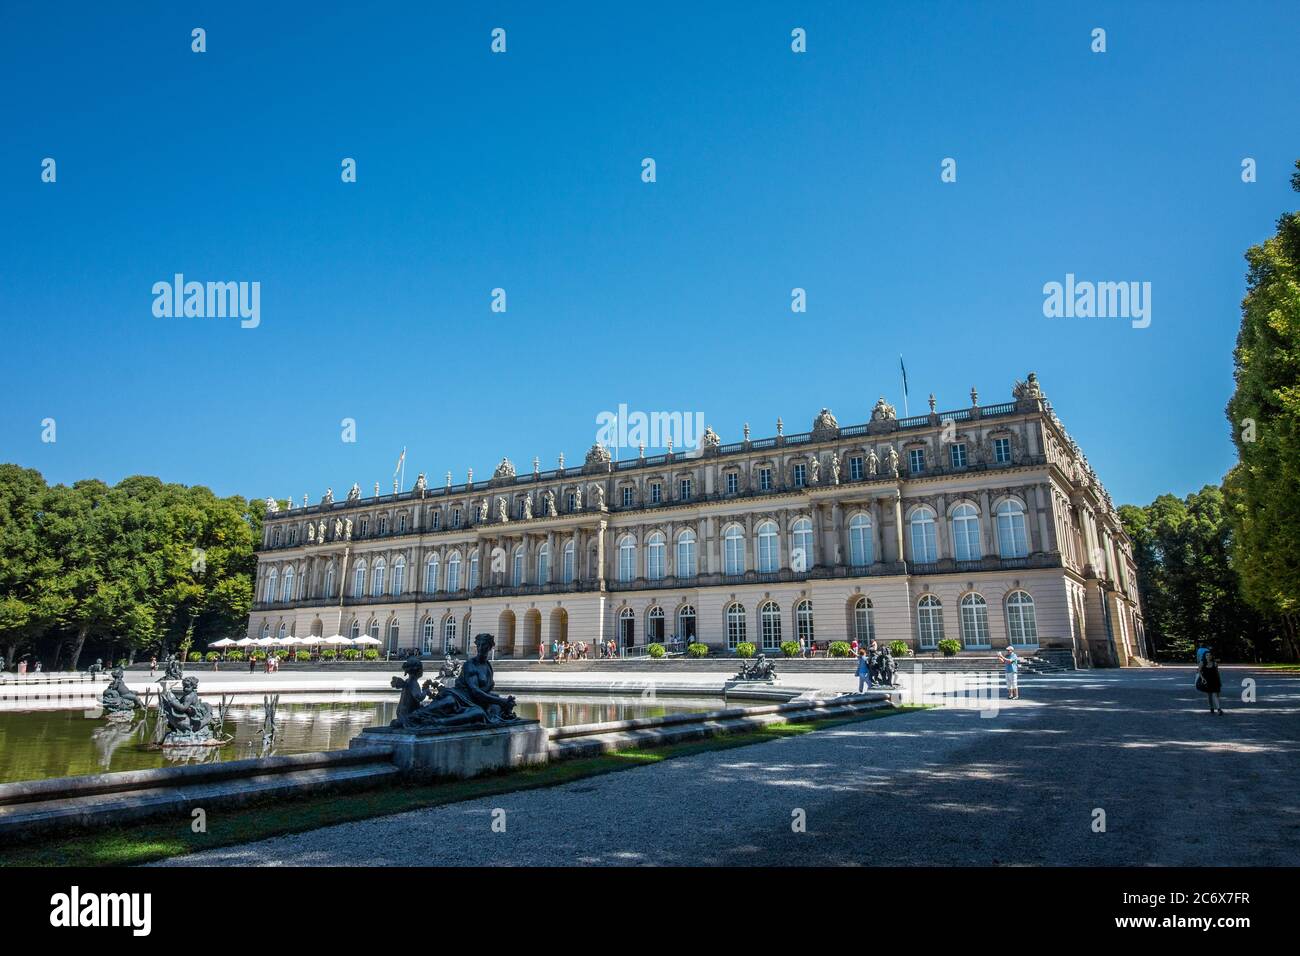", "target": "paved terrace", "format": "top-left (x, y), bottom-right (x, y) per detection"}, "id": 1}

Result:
top-left (155, 668), bottom-right (1300, 867)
